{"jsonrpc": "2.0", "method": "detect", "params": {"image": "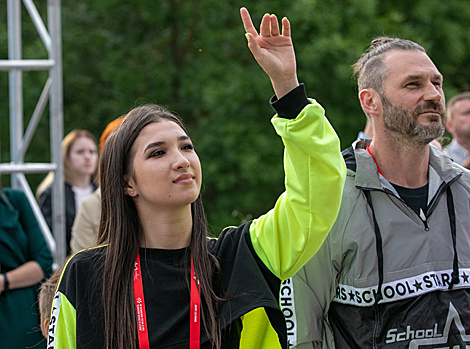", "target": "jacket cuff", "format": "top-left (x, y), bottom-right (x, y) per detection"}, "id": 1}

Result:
top-left (269, 83), bottom-right (310, 119)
